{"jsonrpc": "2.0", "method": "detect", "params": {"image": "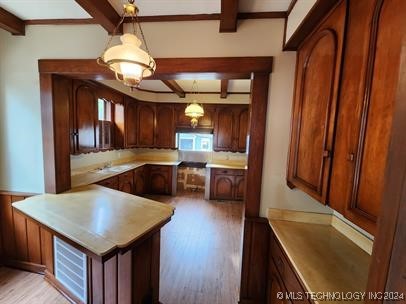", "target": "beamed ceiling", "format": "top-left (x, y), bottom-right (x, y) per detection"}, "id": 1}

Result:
top-left (0, 0), bottom-right (293, 35)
